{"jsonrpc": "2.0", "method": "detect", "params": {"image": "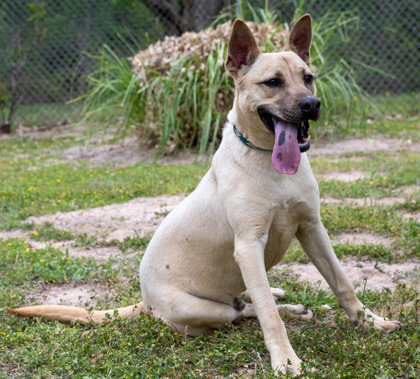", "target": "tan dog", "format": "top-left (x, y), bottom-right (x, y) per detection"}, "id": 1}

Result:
top-left (7, 15), bottom-right (401, 375)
